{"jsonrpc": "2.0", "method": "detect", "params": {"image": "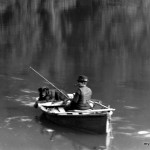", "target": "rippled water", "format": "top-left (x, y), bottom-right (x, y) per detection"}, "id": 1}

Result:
top-left (1, 0), bottom-right (150, 150)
